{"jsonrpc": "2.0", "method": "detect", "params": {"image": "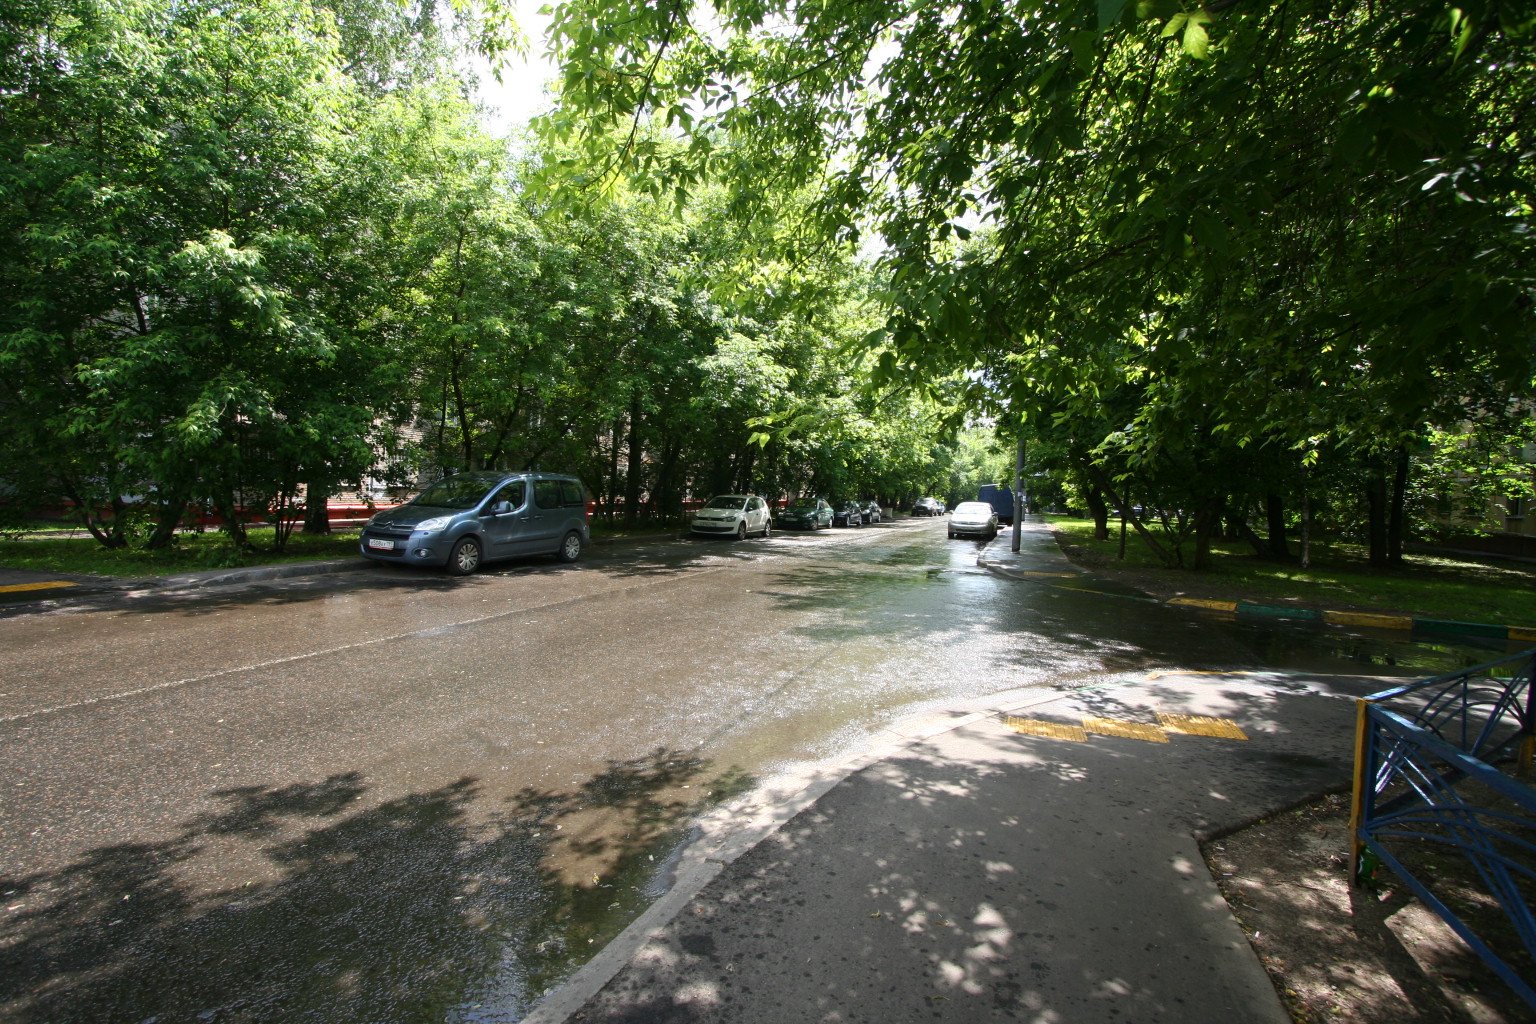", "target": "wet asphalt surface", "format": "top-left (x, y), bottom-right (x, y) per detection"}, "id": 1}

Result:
top-left (0, 519), bottom-right (1504, 1023)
